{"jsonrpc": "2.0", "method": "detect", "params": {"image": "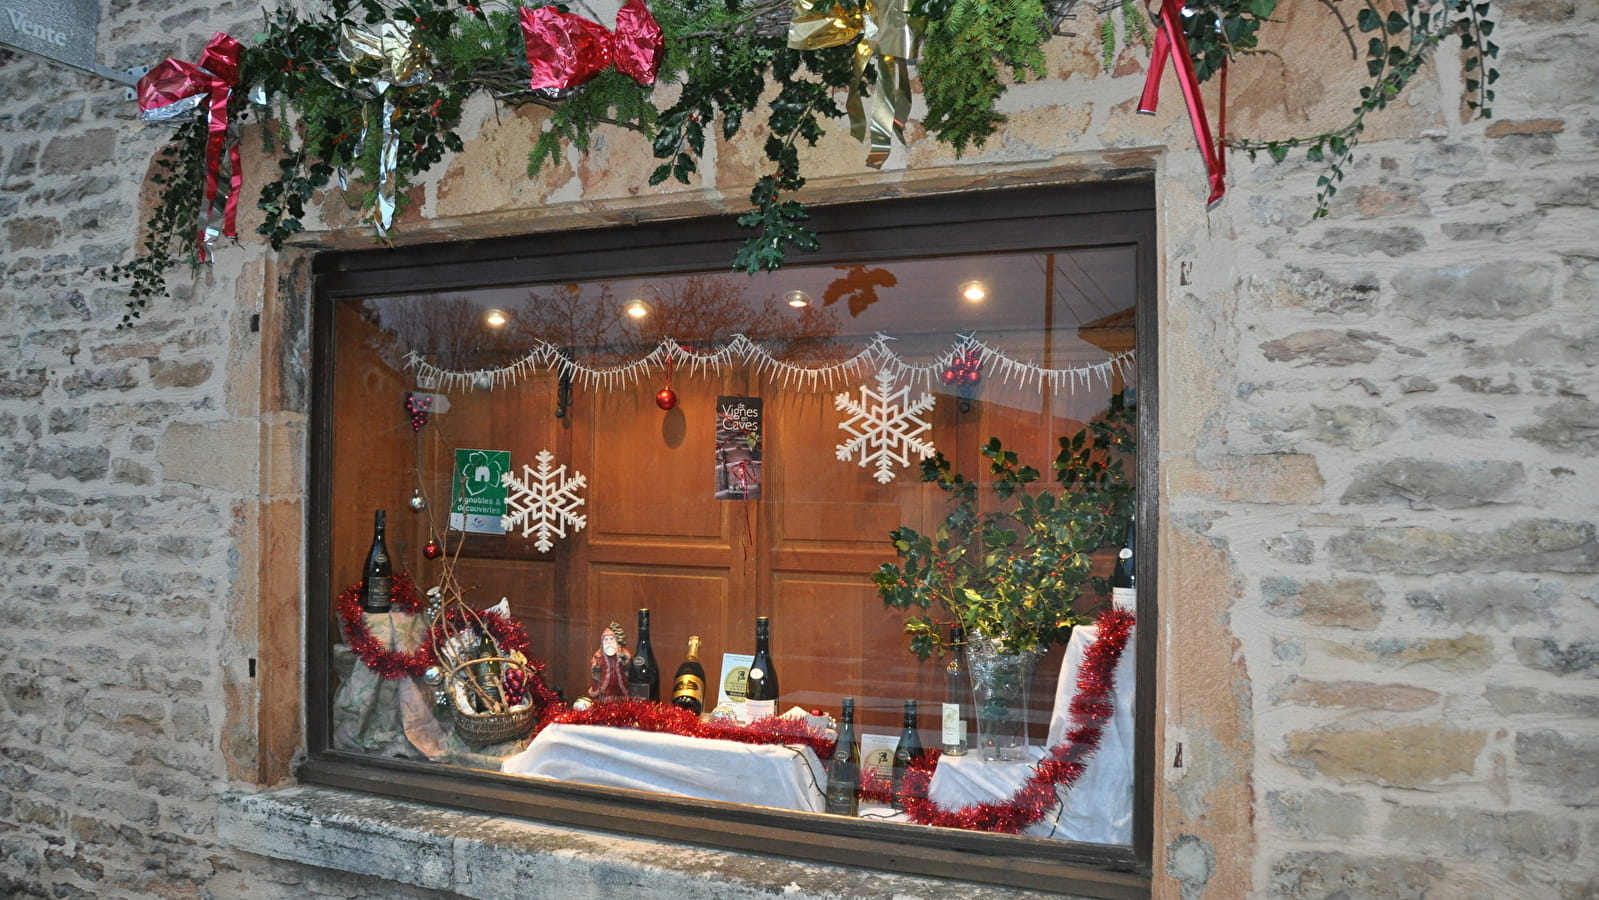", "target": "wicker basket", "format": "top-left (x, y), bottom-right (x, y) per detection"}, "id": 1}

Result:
top-left (446, 657), bottom-right (536, 747)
